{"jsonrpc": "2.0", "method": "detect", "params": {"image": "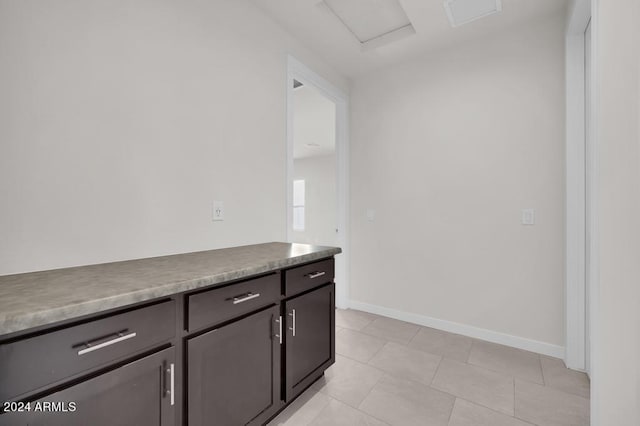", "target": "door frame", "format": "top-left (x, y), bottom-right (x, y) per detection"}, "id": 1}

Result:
top-left (565, 0), bottom-right (597, 381)
top-left (285, 55), bottom-right (350, 309)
